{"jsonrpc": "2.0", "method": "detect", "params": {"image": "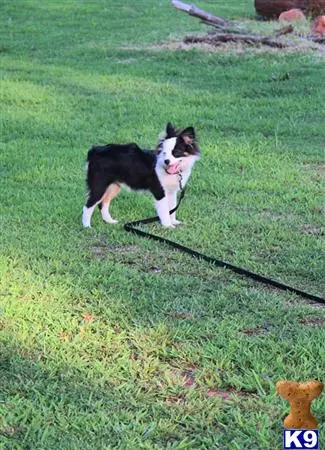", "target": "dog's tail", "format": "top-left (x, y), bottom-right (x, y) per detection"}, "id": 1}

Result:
top-left (85, 147), bottom-right (98, 190)
top-left (87, 144), bottom-right (114, 162)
